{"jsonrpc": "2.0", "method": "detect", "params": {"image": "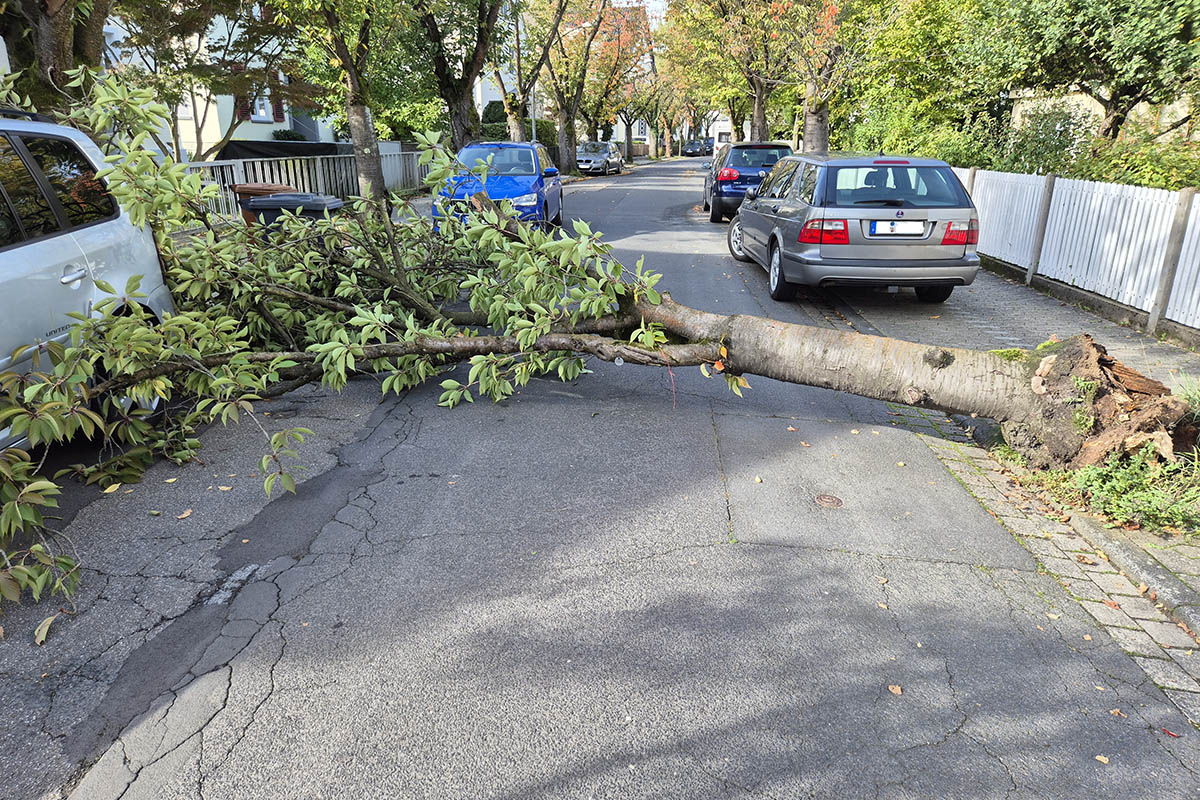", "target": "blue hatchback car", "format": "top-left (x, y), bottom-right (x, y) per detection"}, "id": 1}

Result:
top-left (702, 142), bottom-right (793, 223)
top-left (434, 141), bottom-right (564, 227)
